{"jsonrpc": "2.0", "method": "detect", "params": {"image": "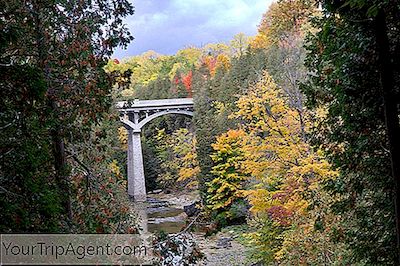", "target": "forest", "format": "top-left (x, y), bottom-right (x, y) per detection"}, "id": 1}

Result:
top-left (1, 0), bottom-right (400, 265)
